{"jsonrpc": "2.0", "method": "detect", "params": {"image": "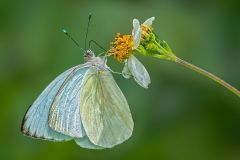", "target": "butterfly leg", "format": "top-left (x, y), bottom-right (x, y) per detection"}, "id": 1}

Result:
top-left (108, 68), bottom-right (132, 78)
